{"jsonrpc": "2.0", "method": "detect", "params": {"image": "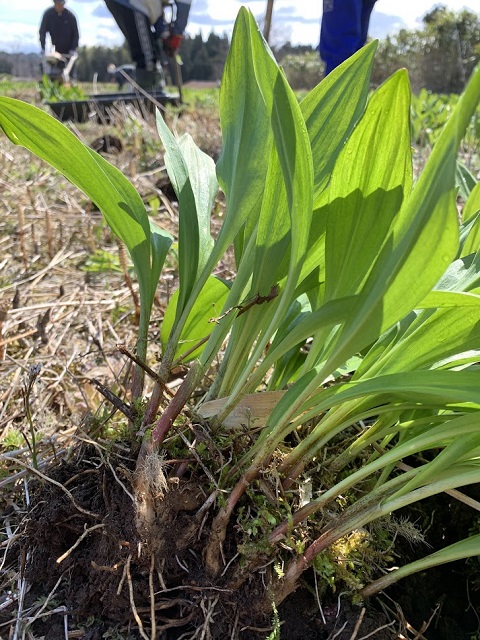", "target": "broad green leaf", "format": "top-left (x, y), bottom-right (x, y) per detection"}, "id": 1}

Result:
top-left (199, 9), bottom-right (315, 403)
top-left (305, 369), bottom-right (480, 415)
top-left (162, 7), bottom-right (280, 375)
top-left (160, 276), bottom-right (229, 363)
top-left (268, 295), bottom-right (311, 389)
top-left (459, 212), bottom-right (480, 254)
top-left (461, 182), bottom-right (480, 256)
top-left (420, 290), bottom-right (480, 306)
top-left (325, 71), bottom-right (412, 302)
top-left (249, 12), bottom-right (314, 294)
top-left (355, 296), bottom-right (480, 377)
top-left (155, 116), bottom-right (216, 315)
top-left (292, 43), bottom-right (378, 294)
top-left (149, 221), bottom-right (174, 310)
top-left (0, 98), bottom-right (152, 301)
top-left (268, 347), bottom-right (307, 390)
top-left (323, 141), bottom-right (458, 370)
top-left (0, 97), bottom-right (172, 374)
top-left (463, 180), bottom-right (480, 222)
top-left (432, 252), bottom-right (480, 292)
top-left (250, 149), bottom-right (290, 295)
top-left (295, 204), bottom-right (328, 306)
top-left (158, 11), bottom-right (281, 373)
top-left (325, 413), bottom-right (480, 505)
top-left (217, 294), bottom-right (280, 394)
top-left (214, 7), bottom-right (274, 262)
top-left (274, 422), bottom-right (480, 541)
top-left (456, 160), bottom-right (477, 201)
top-left (280, 373), bottom-right (480, 478)
top-left (265, 296), bottom-right (356, 364)
top-left (301, 40), bottom-right (377, 206)
top-left (390, 431), bottom-right (480, 500)
top-left (320, 63), bottom-right (480, 376)
top-left (227, 295), bottom-right (357, 403)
